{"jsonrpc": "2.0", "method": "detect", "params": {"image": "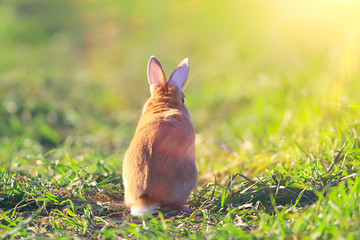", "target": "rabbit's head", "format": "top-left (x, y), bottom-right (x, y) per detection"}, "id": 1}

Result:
top-left (143, 56), bottom-right (190, 114)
